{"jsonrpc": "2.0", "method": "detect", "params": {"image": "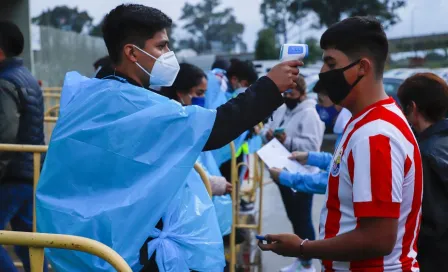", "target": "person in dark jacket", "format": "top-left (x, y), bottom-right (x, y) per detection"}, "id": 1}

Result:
top-left (397, 73), bottom-right (448, 272)
top-left (96, 4), bottom-right (302, 271)
top-left (0, 21), bottom-right (47, 272)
